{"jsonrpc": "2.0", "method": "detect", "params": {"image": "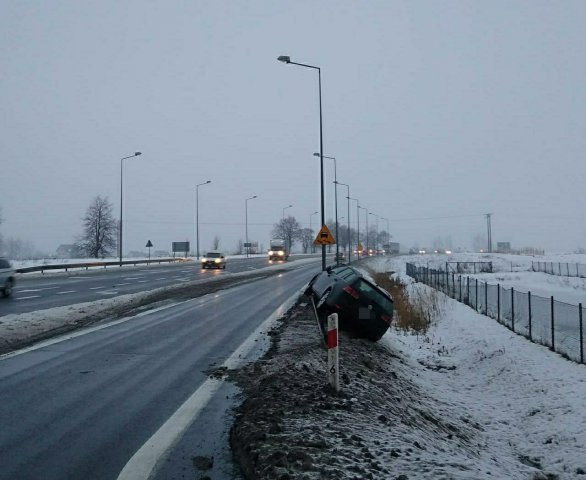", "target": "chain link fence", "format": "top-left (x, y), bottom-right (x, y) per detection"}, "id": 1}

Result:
top-left (532, 261), bottom-right (586, 278)
top-left (406, 263), bottom-right (585, 364)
